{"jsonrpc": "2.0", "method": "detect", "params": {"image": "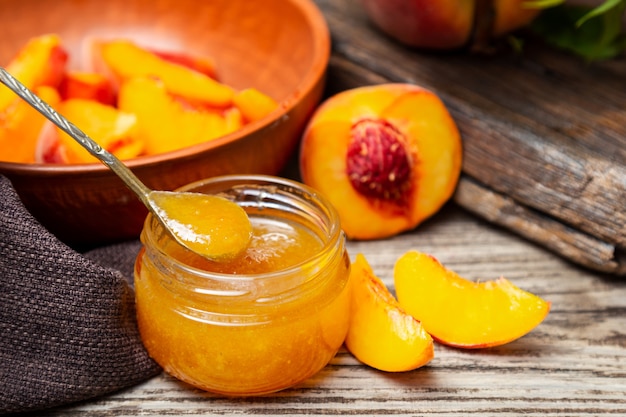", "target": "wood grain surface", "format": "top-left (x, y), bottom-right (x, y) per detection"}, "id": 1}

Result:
top-left (33, 205), bottom-right (626, 416)
top-left (318, 0), bottom-right (626, 275)
top-left (26, 1), bottom-right (626, 415)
